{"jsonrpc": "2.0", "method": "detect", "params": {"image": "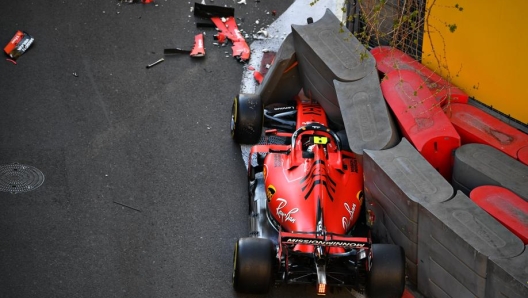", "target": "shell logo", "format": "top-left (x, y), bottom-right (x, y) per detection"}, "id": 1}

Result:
top-left (266, 185), bottom-right (276, 202)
